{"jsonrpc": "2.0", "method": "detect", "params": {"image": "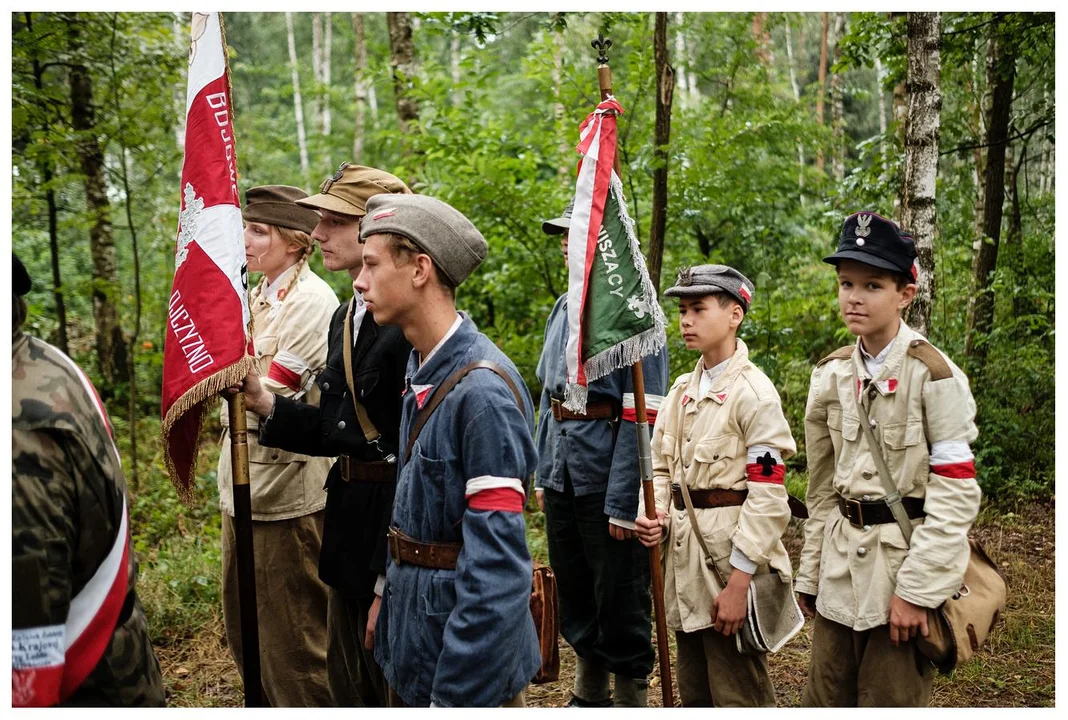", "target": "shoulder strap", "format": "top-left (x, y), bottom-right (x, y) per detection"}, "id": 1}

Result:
top-left (343, 298), bottom-right (382, 446)
top-left (404, 360), bottom-right (525, 463)
top-left (853, 382), bottom-right (914, 546)
top-left (673, 401), bottom-right (730, 591)
top-left (816, 344), bottom-right (854, 368)
top-left (906, 339), bottom-right (952, 380)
